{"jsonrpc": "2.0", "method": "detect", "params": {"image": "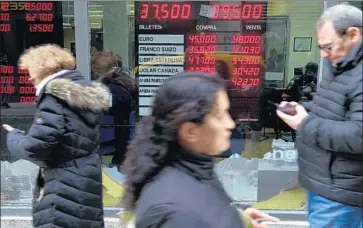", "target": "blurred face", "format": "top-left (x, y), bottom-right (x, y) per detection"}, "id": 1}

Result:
top-left (179, 90), bottom-right (236, 155)
top-left (28, 69), bottom-right (42, 86)
top-left (317, 21), bottom-right (362, 66)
